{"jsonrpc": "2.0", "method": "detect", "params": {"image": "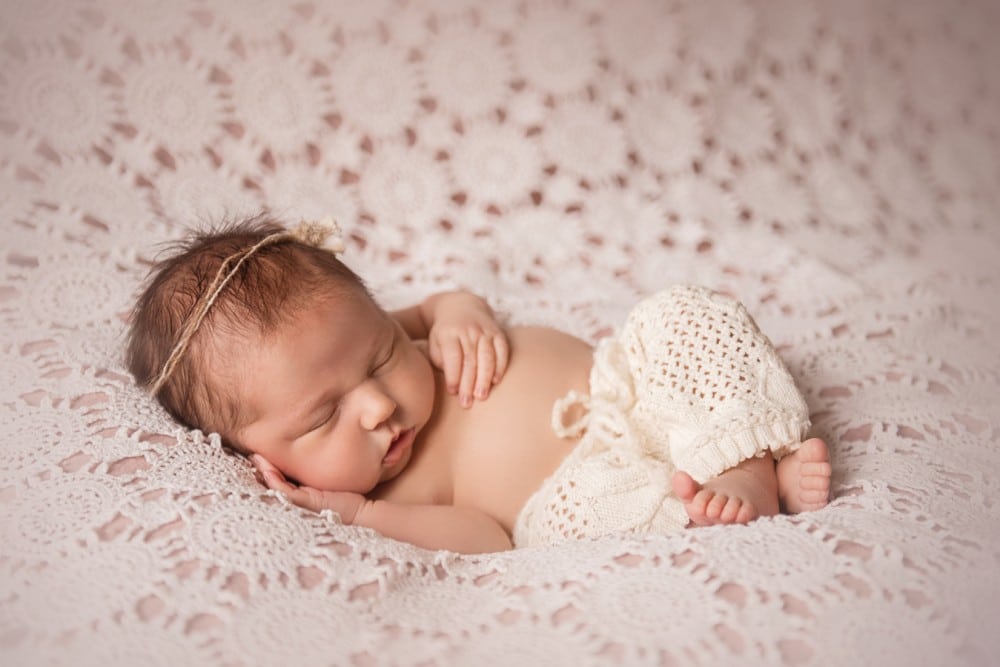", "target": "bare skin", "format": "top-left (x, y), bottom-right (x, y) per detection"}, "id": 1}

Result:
top-left (777, 438), bottom-right (833, 513)
top-left (671, 438), bottom-right (831, 526)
